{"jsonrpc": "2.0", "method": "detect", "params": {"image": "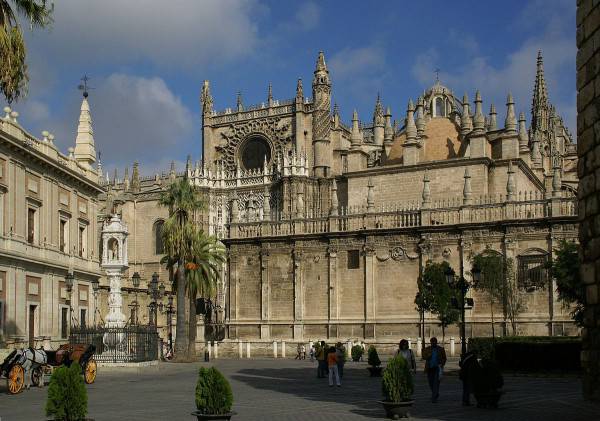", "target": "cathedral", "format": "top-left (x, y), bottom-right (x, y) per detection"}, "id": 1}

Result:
top-left (0, 50), bottom-right (579, 353)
